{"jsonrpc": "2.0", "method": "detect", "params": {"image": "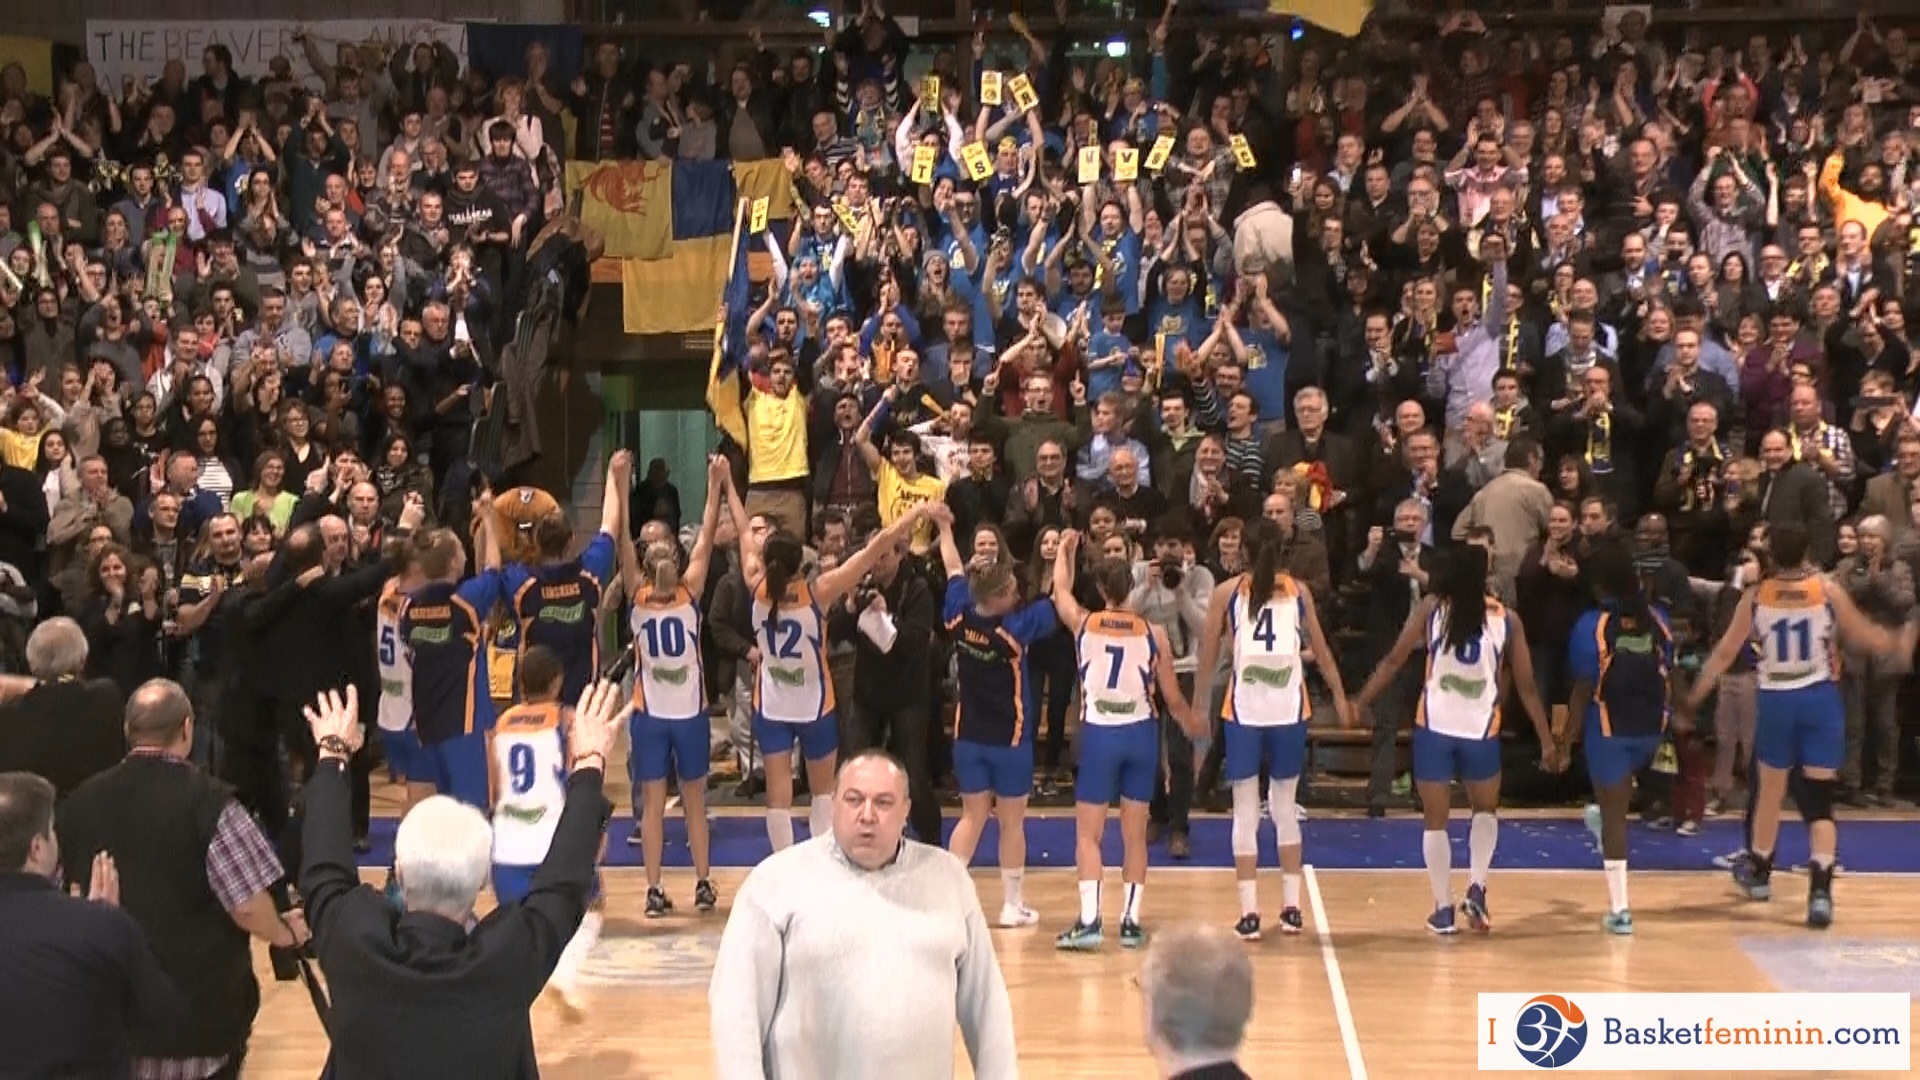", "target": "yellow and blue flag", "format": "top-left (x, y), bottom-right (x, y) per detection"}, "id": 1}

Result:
top-left (706, 199), bottom-right (752, 448)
